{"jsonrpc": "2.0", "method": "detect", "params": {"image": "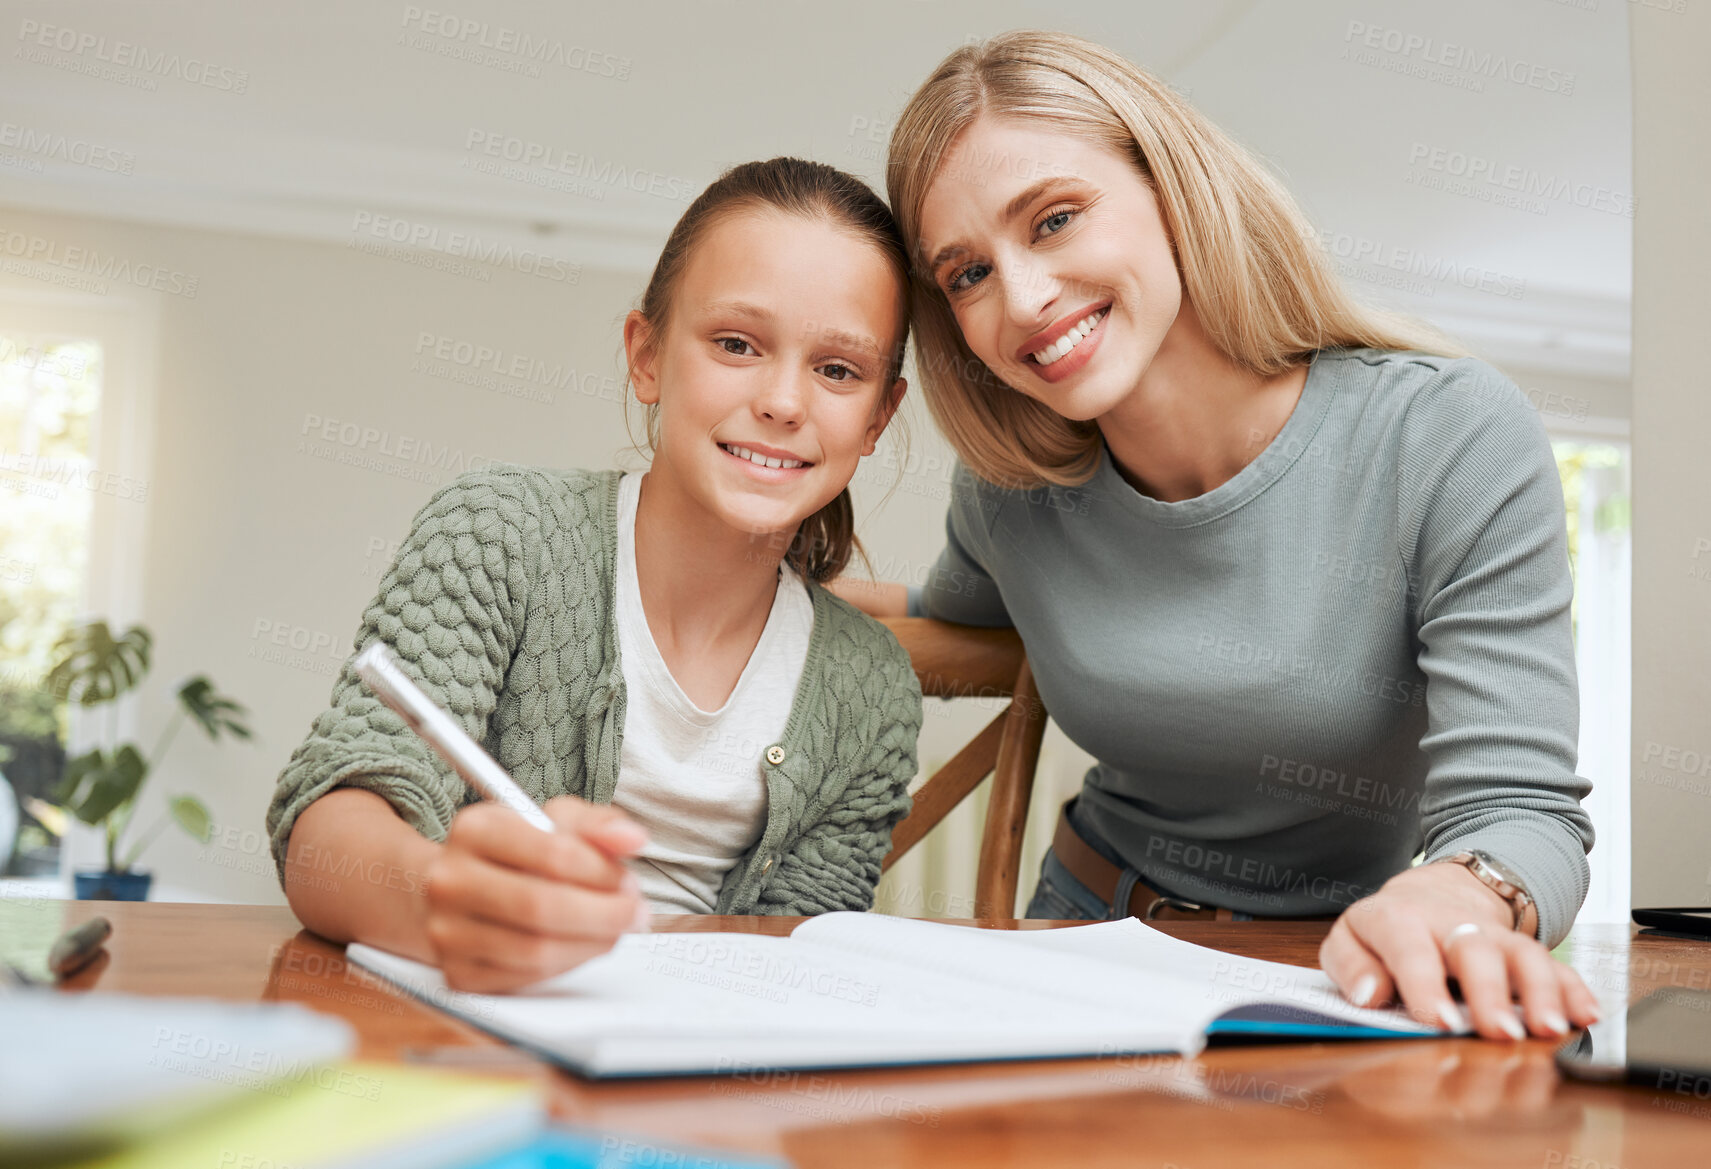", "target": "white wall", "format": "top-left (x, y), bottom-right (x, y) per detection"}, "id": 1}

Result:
top-left (1629, 2), bottom-right (1711, 911)
top-left (1, 208), bottom-right (646, 901)
top-left (0, 0), bottom-right (1645, 910)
